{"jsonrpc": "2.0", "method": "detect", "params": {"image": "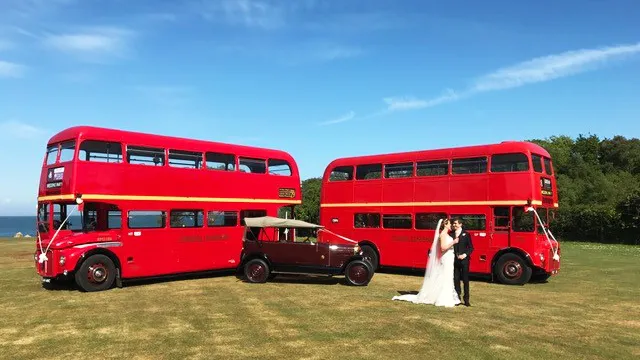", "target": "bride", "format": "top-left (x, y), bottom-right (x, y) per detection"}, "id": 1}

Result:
top-left (392, 218), bottom-right (461, 307)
